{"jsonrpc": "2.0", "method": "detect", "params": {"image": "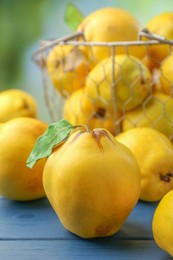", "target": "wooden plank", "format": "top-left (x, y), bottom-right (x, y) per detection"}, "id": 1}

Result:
top-left (0, 197), bottom-right (158, 240)
top-left (0, 197), bottom-right (168, 259)
top-left (0, 240), bottom-right (169, 260)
